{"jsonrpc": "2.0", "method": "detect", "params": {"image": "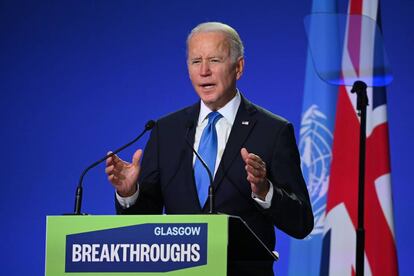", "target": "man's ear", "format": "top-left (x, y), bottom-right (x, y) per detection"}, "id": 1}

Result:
top-left (235, 57), bottom-right (245, 80)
